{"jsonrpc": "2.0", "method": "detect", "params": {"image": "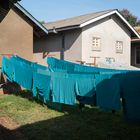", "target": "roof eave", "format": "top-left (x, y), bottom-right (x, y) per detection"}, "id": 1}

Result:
top-left (14, 3), bottom-right (48, 34)
top-left (131, 39), bottom-right (140, 42)
top-left (48, 25), bottom-right (80, 33)
top-left (80, 10), bottom-right (140, 39)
